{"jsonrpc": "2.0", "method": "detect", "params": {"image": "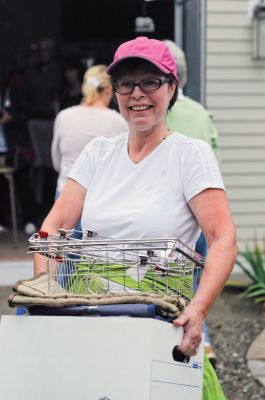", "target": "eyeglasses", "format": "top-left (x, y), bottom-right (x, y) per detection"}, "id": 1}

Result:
top-left (112, 78), bottom-right (171, 95)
